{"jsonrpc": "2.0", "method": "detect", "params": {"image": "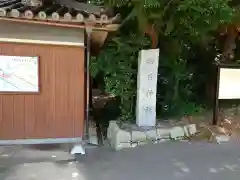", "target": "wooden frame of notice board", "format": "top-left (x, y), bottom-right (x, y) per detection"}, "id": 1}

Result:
top-left (213, 63), bottom-right (240, 125)
top-left (0, 55), bottom-right (40, 94)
